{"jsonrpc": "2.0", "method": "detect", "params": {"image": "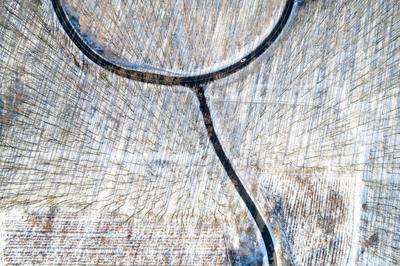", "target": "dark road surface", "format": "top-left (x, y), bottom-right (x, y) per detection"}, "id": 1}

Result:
top-left (51, 0), bottom-right (298, 264)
